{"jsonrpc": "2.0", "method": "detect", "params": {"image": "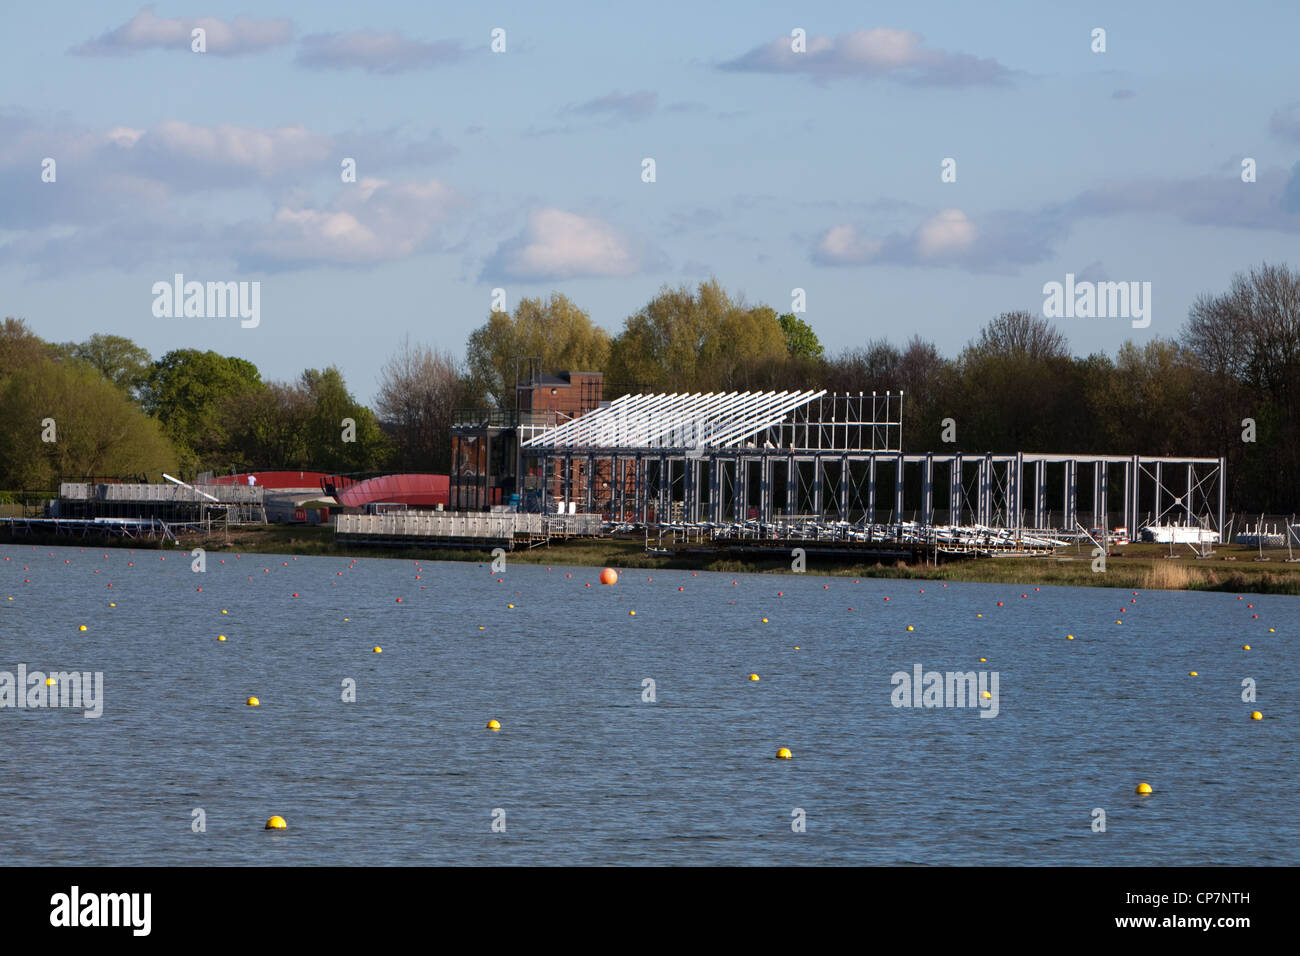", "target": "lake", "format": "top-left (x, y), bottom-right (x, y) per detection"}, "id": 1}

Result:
top-left (1, 543), bottom-right (1294, 865)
